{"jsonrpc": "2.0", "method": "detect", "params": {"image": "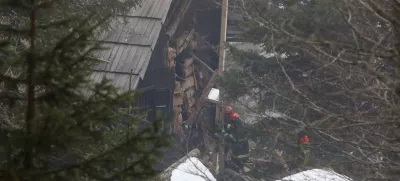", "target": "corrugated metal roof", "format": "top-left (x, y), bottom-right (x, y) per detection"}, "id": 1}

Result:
top-left (91, 0), bottom-right (172, 91)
